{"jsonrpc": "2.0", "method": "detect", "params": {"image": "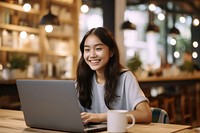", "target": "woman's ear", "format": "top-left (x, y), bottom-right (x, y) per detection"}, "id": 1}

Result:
top-left (109, 51), bottom-right (114, 57)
